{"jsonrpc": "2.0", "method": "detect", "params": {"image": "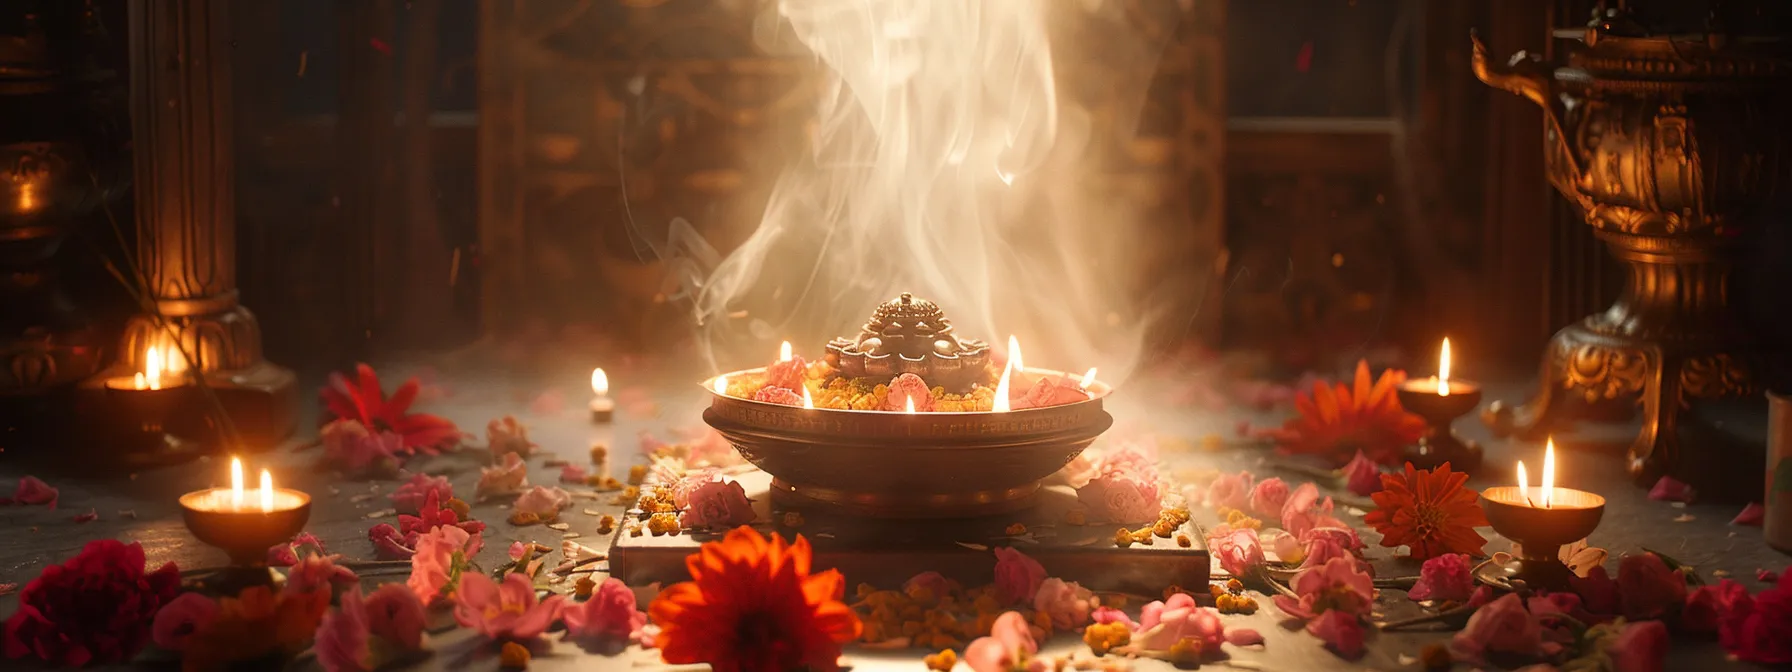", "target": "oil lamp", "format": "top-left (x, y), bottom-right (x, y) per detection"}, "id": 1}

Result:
top-left (180, 457), bottom-right (311, 574)
top-left (100, 343), bottom-right (205, 465)
top-left (1398, 338), bottom-right (1484, 471)
top-left (589, 367), bottom-right (614, 423)
top-left (1480, 439), bottom-right (1605, 591)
